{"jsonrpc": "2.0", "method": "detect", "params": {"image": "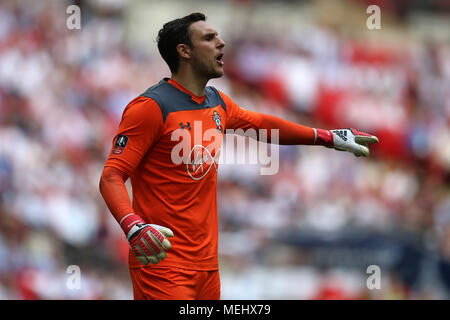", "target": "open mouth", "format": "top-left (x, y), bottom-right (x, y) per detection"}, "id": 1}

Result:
top-left (216, 53), bottom-right (224, 66)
